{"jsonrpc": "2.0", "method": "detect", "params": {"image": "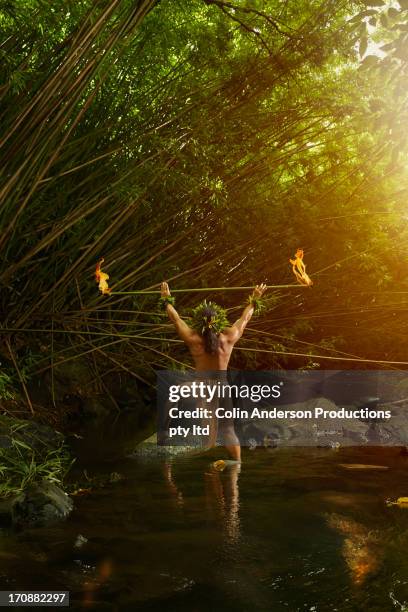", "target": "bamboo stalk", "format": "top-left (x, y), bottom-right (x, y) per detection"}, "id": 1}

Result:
top-left (112, 284), bottom-right (306, 294)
